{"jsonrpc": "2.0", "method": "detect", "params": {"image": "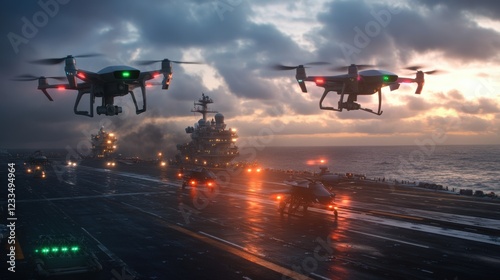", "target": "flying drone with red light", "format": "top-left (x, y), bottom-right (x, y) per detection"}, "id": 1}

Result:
top-left (272, 63), bottom-right (441, 115)
top-left (12, 54), bottom-right (201, 117)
